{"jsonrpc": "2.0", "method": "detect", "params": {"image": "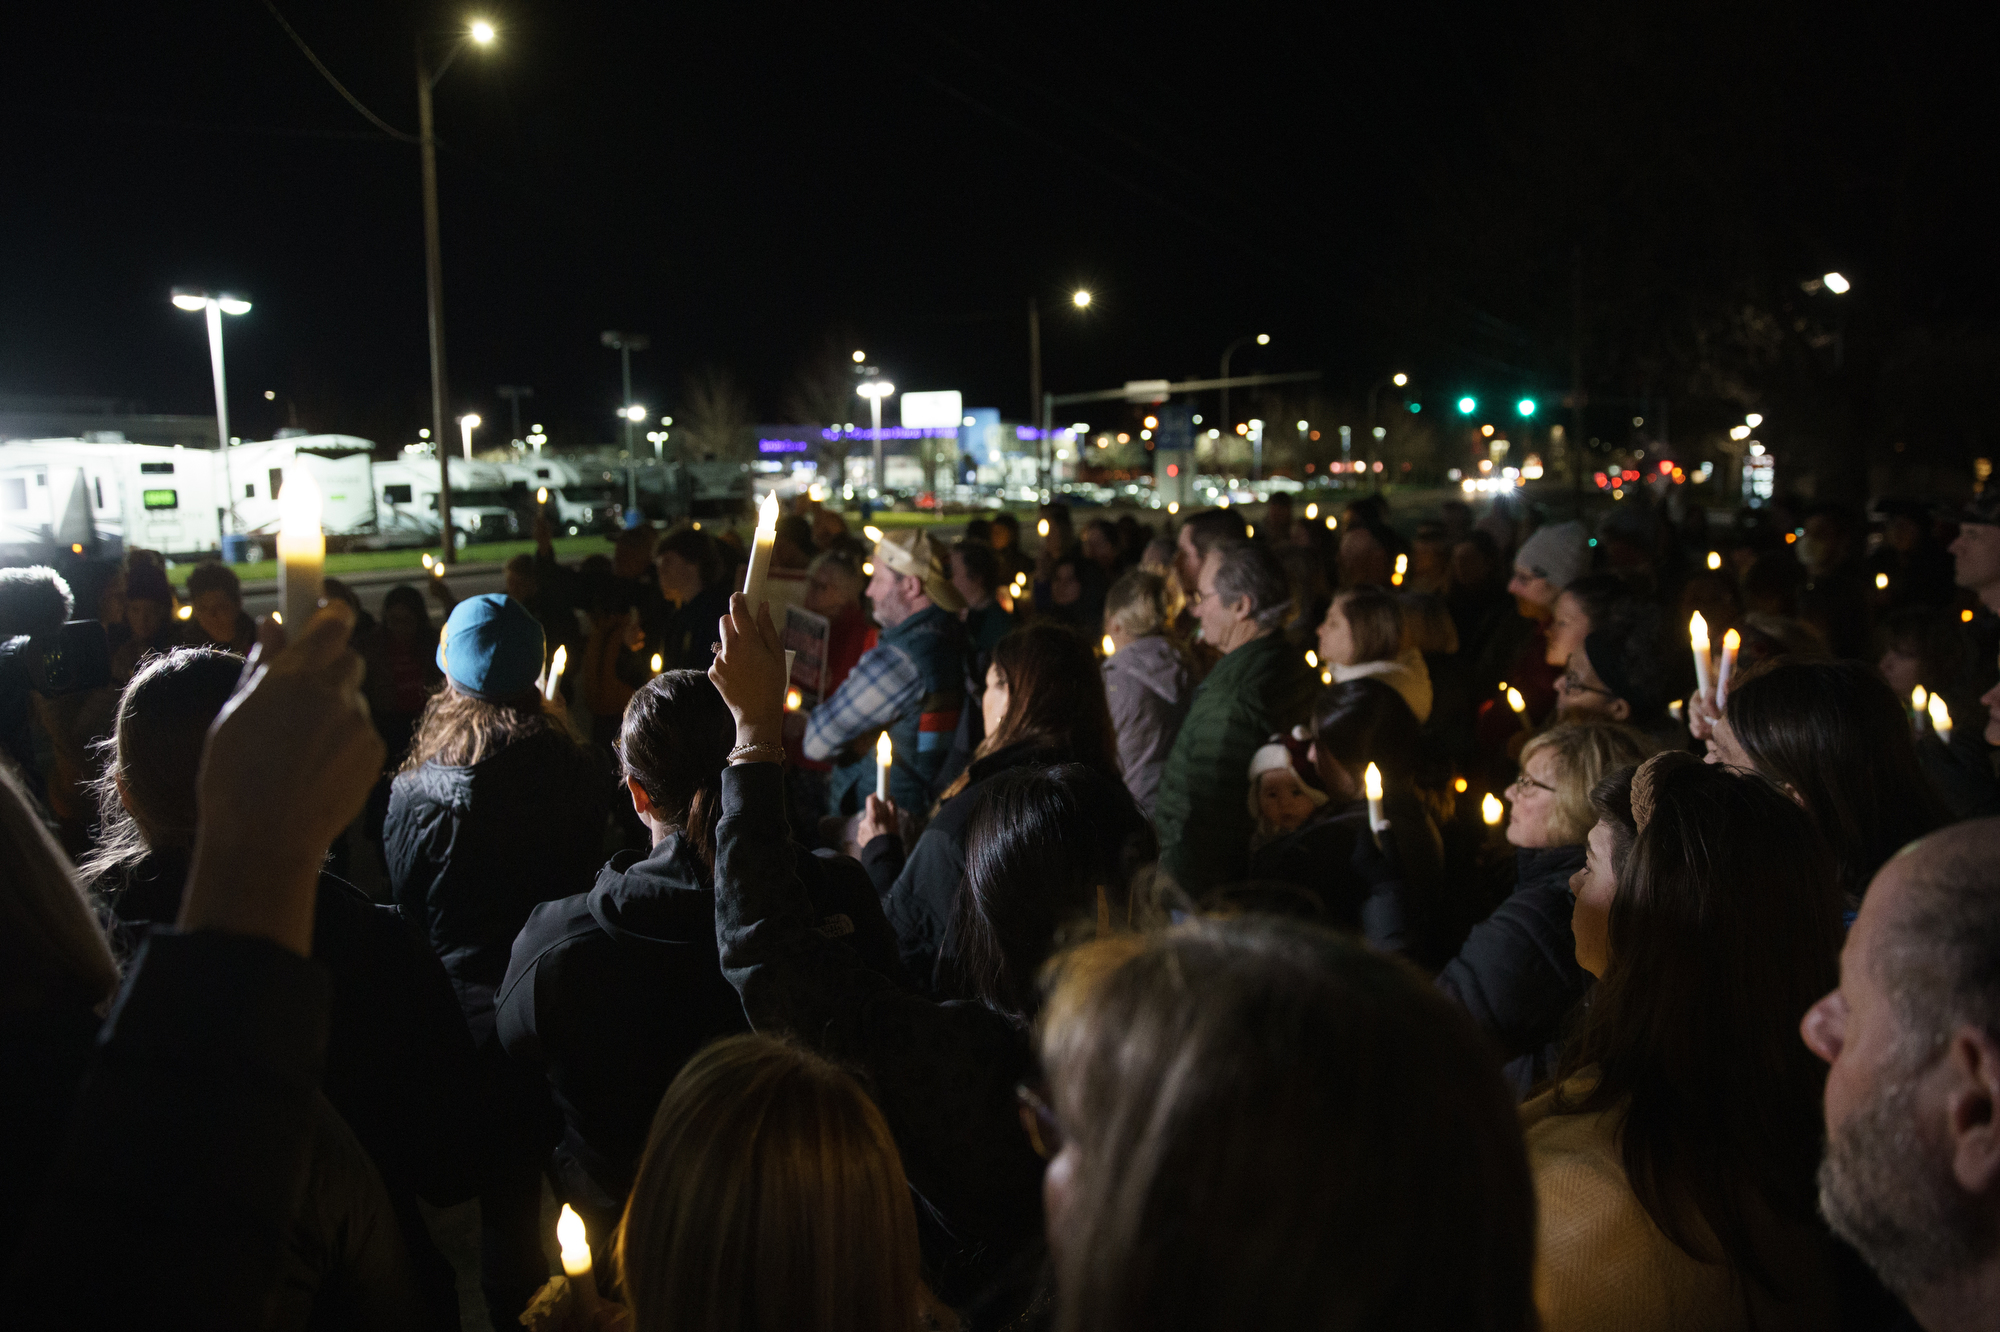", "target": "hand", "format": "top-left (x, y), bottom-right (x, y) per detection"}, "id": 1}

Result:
top-left (708, 592), bottom-right (785, 749)
top-left (182, 603), bottom-right (385, 955)
top-left (1686, 684), bottom-right (1720, 740)
top-left (857, 793), bottom-right (898, 847)
top-left (1351, 823), bottom-right (1399, 886)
